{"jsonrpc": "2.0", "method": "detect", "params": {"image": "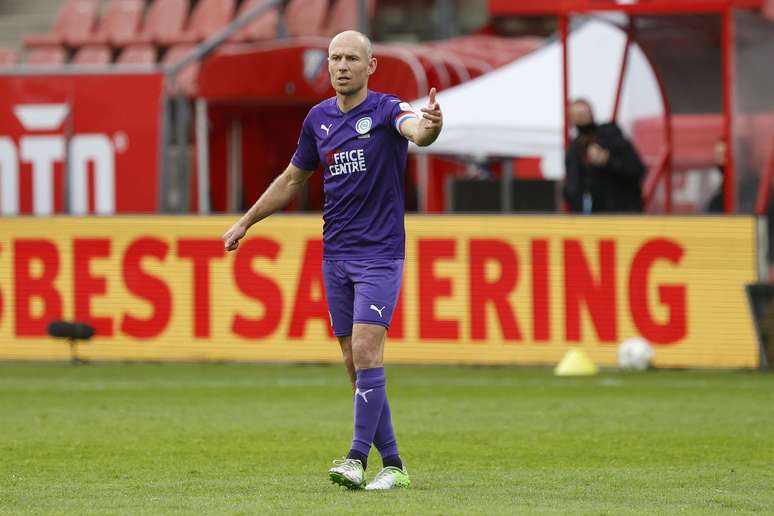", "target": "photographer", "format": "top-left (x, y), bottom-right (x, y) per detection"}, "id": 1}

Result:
top-left (563, 99), bottom-right (646, 213)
